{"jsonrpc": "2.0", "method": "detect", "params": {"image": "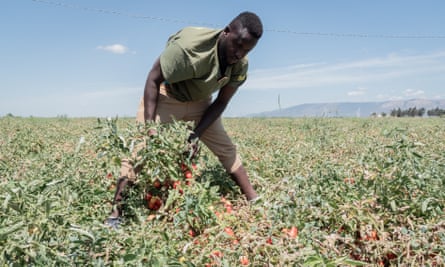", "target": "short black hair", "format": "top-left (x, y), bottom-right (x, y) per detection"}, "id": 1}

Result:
top-left (230, 11), bottom-right (263, 39)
